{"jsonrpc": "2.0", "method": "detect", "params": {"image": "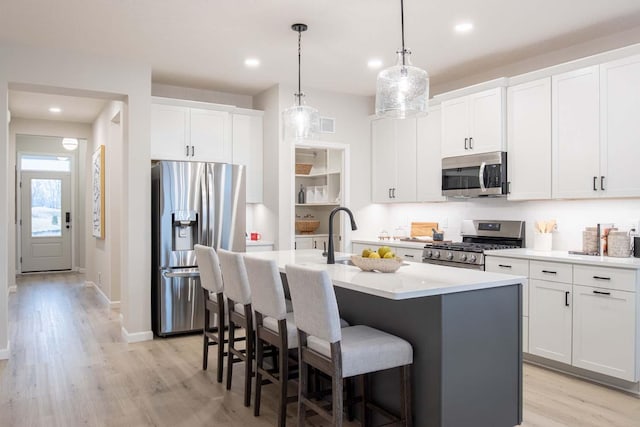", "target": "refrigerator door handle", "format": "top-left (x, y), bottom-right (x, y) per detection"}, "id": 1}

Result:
top-left (162, 268), bottom-right (200, 278)
top-left (201, 168), bottom-right (209, 246)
